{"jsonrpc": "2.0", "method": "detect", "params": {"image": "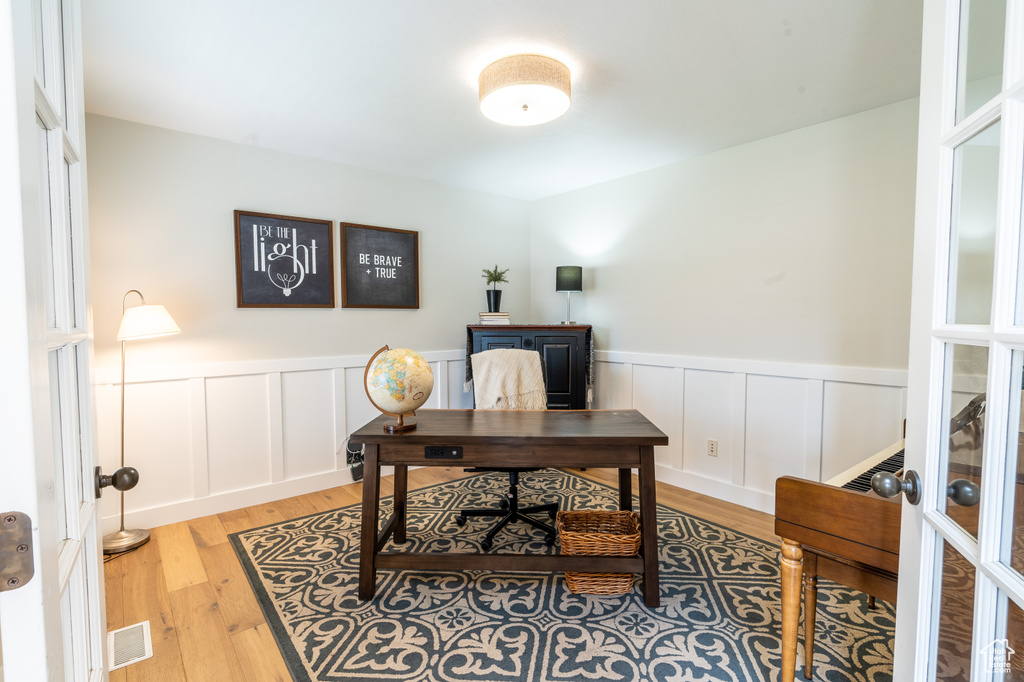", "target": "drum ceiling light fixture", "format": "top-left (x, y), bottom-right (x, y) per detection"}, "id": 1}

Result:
top-left (479, 54), bottom-right (571, 126)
